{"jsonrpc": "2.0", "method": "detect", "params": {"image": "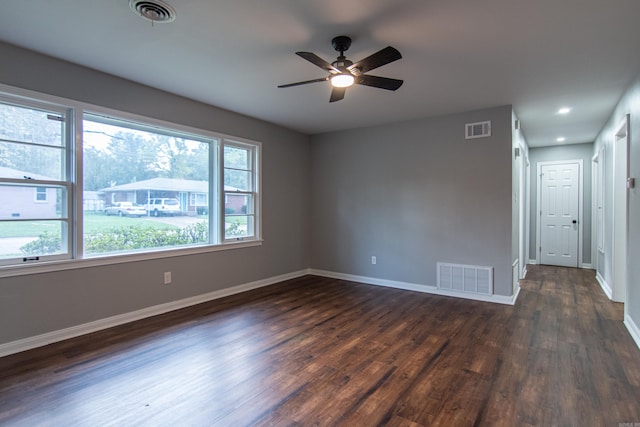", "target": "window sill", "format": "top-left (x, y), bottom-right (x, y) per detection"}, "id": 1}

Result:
top-left (0, 239), bottom-right (263, 279)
